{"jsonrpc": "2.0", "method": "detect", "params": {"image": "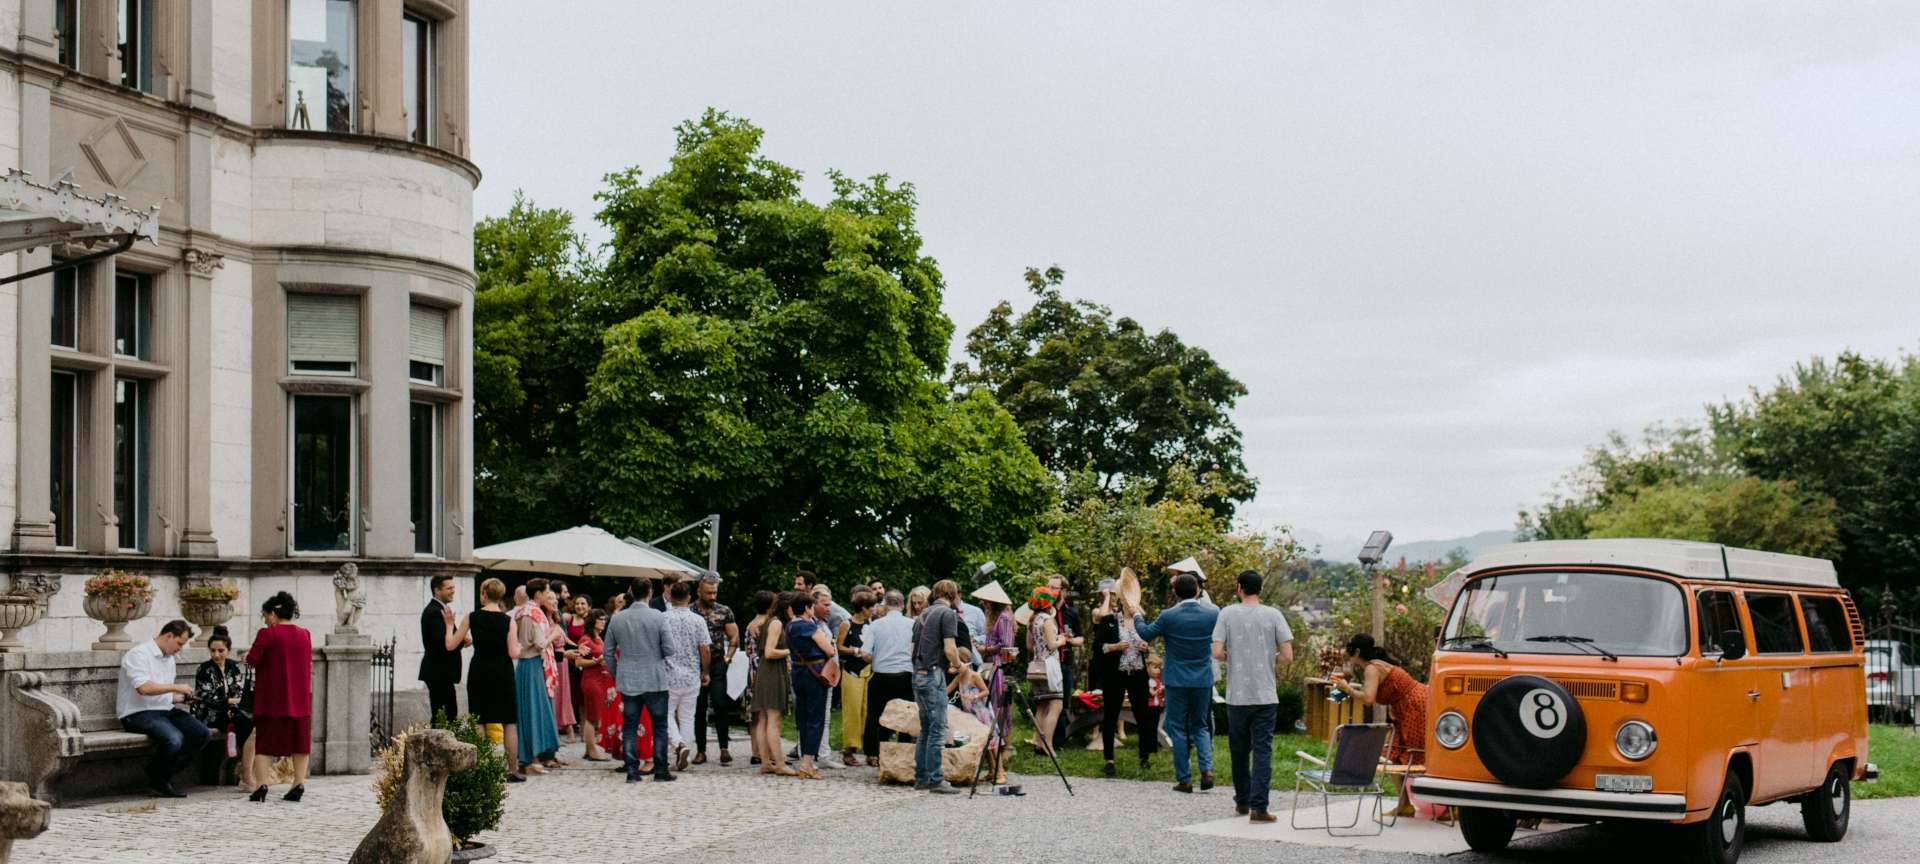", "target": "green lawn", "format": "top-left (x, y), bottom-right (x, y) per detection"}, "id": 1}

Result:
top-left (1860, 723), bottom-right (1920, 799)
